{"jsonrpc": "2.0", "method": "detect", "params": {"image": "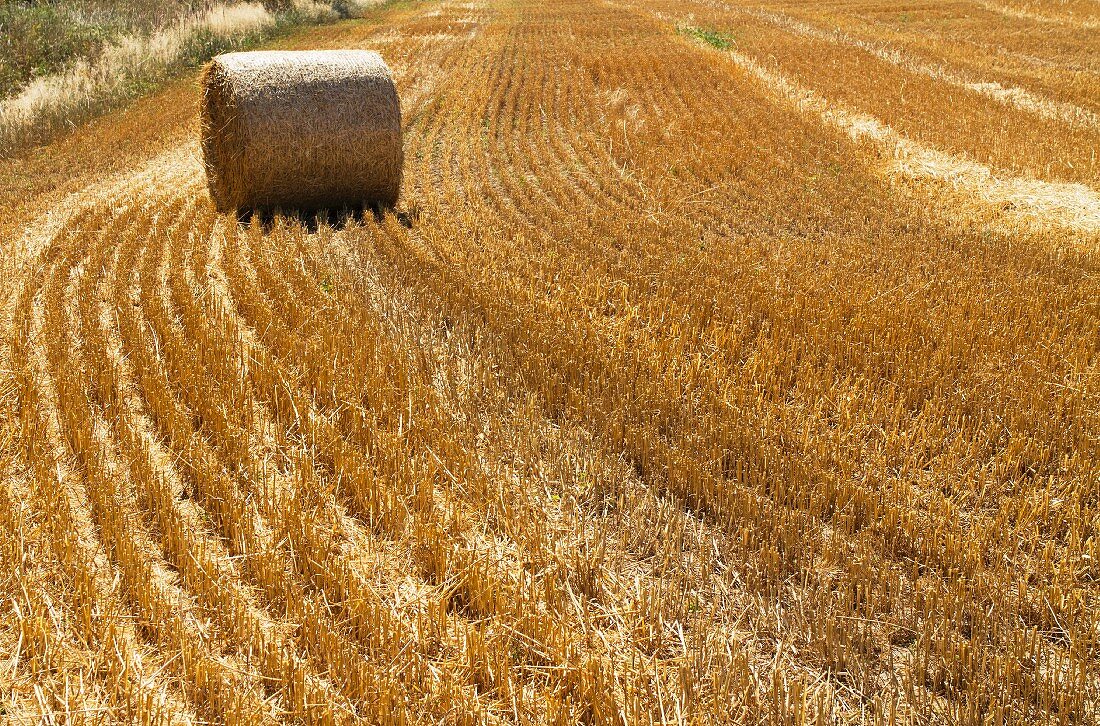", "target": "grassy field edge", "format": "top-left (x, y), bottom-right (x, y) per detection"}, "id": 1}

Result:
top-left (0, 0), bottom-right (414, 159)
